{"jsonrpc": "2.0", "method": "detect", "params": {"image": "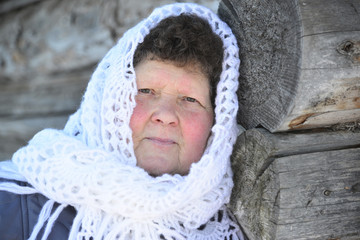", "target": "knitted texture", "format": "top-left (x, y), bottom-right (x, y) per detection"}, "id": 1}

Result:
top-left (8, 3), bottom-right (241, 239)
